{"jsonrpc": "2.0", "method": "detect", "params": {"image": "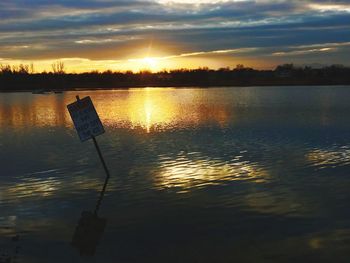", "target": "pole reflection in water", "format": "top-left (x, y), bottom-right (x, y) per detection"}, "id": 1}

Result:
top-left (71, 167), bottom-right (110, 256)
